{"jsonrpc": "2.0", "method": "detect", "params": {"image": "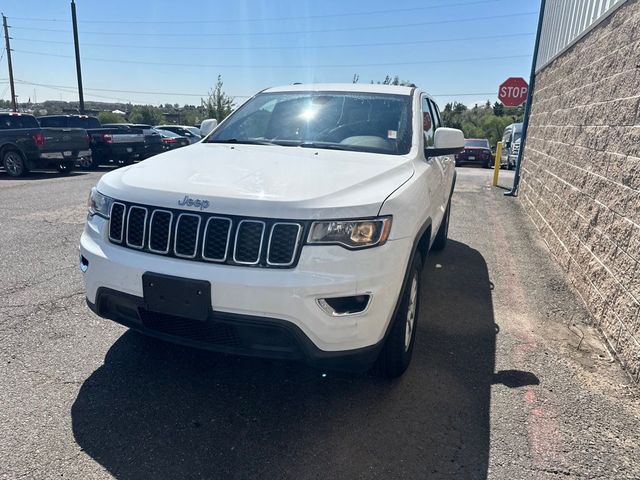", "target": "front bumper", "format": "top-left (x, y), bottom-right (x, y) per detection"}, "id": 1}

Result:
top-left (80, 215), bottom-right (411, 360)
top-left (87, 288), bottom-right (381, 370)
